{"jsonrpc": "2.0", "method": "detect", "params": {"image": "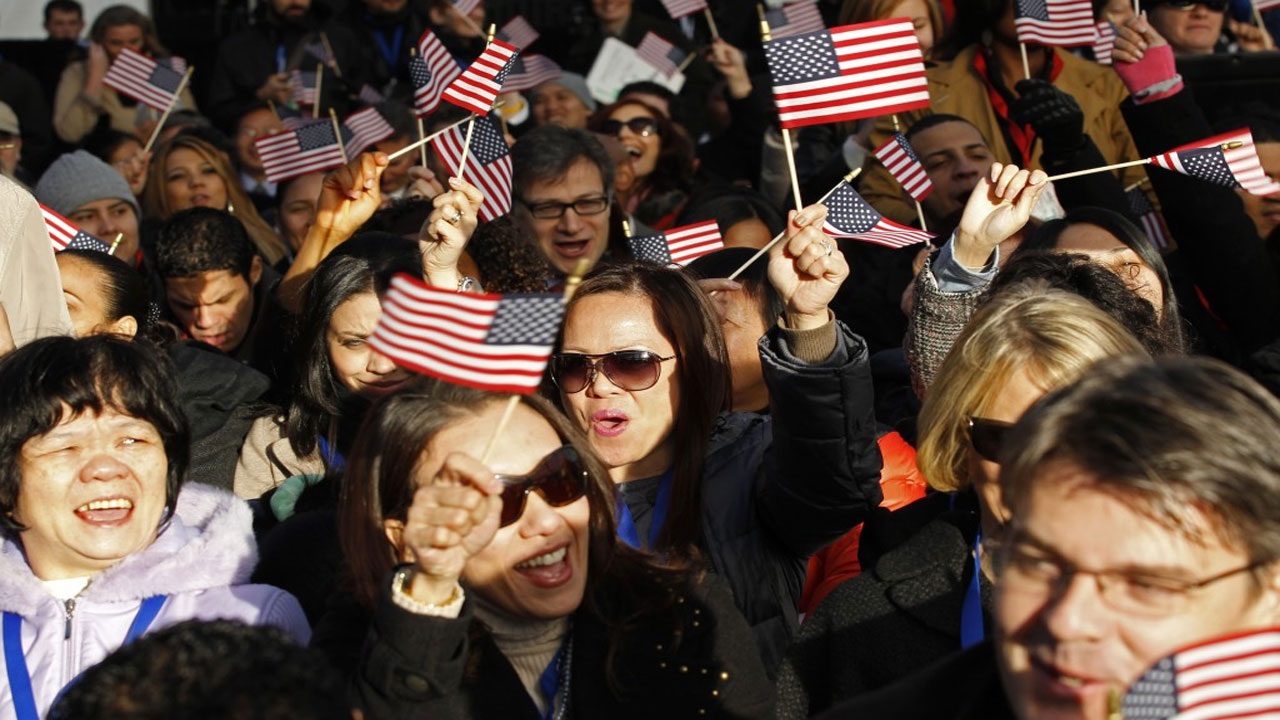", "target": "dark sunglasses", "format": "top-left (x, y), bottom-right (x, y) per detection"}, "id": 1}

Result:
top-left (1155, 0), bottom-right (1227, 10)
top-left (968, 417), bottom-right (1013, 463)
top-left (550, 350), bottom-right (676, 394)
top-left (493, 446), bottom-right (589, 528)
top-left (599, 116), bottom-right (658, 138)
